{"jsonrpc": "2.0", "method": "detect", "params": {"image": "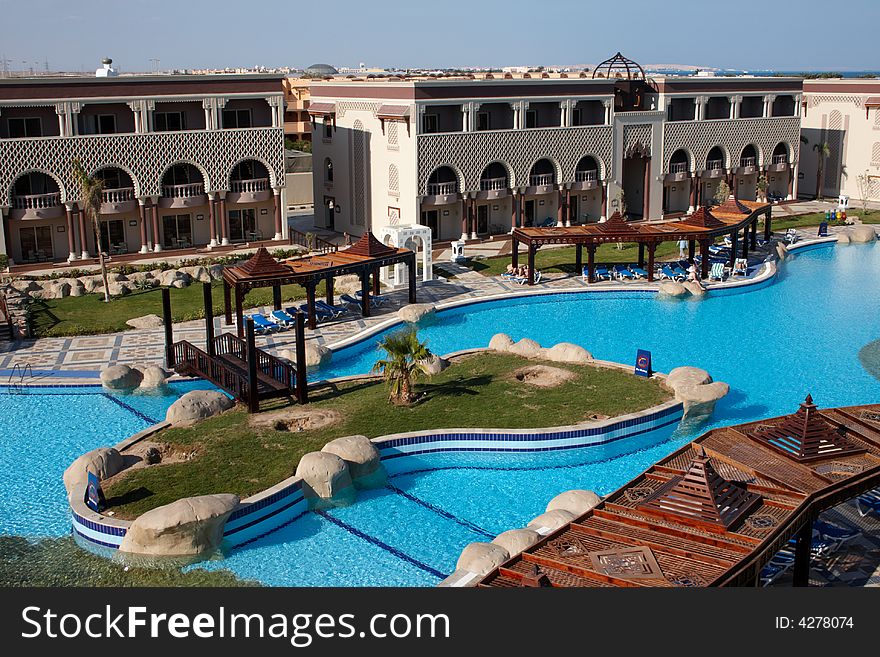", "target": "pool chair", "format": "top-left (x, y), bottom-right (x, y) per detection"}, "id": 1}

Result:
top-left (856, 490), bottom-right (880, 517)
top-left (613, 265), bottom-right (634, 280)
top-left (582, 266), bottom-right (610, 281)
top-left (732, 258), bottom-right (748, 276)
top-left (298, 303), bottom-right (333, 322)
top-left (709, 262), bottom-right (727, 281)
top-left (671, 263), bottom-right (689, 279)
top-left (657, 265), bottom-right (683, 281)
top-left (248, 313), bottom-right (280, 334)
top-left (512, 270), bottom-right (542, 285)
top-left (537, 217), bottom-right (556, 228)
top-left (813, 520), bottom-right (860, 550)
top-left (355, 290), bottom-right (390, 307)
top-left (629, 264), bottom-right (649, 279)
top-left (785, 228), bottom-right (799, 244)
top-left (316, 299), bottom-right (350, 317)
top-left (708, 244), bottom-right (730, 257)
top-left (270, 309), bottom-right (297, 326)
